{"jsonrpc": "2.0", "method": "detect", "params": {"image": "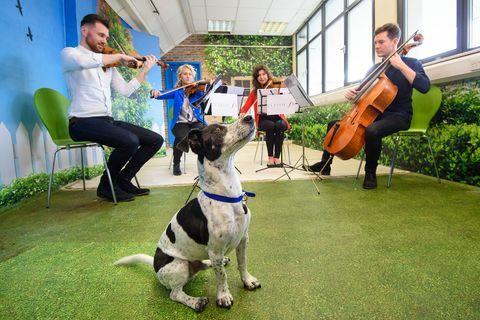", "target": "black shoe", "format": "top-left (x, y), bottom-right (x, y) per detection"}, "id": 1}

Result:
top-left (173, 163), bottom-right (182, 176)
top-left (97, 181), bottom-right (135, 202)
top-left (117, 177), bottom-right (150, 196)
top-left (305, 161), bottom-right (331, 175)
top-left (363, 172), bottom-right (377, 189)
